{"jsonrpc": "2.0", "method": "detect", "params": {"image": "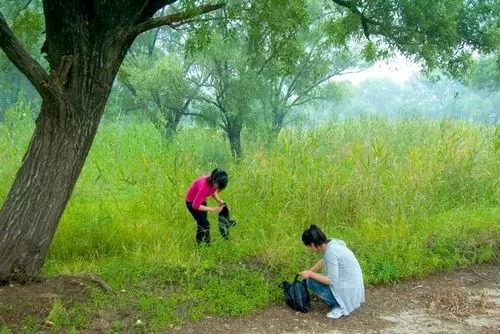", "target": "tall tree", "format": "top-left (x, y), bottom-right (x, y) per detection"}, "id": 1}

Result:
top-left (0, 0), bottom-right (223, 283)
top-left (191, 0), bottom-right (310, 157)
top-left (120, 55), bottom-right (203, 139)
top-left (116, 20), bottom-right (205, 139)
top-left (255, 8), bottom-right (367, 137)
top-left (194, 31), bottom-right (261, 158)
